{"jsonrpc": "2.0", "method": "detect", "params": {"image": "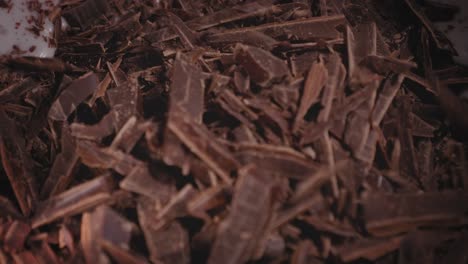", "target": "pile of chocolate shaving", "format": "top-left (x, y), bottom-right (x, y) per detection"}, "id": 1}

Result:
top-left (1, 0), bottom-right (468, 263)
